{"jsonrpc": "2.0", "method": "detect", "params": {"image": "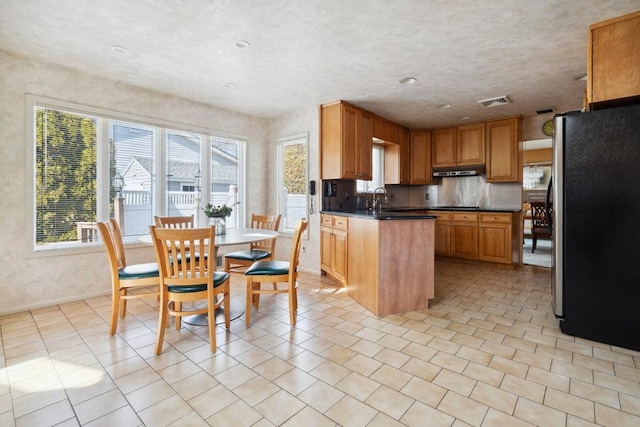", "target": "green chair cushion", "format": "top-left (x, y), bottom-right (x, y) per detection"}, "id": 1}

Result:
top-left (119, 262), bottom-right (159, 280)
top-left (245, 260), bottom-right (290, 276)
top-left (225, 249), bottom-right (270, 261)
top-left (167, 271), bottom-right (229, 293)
